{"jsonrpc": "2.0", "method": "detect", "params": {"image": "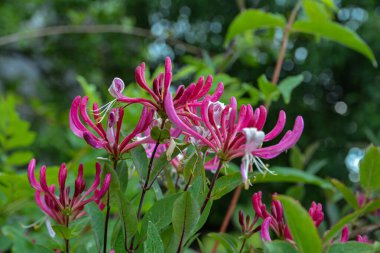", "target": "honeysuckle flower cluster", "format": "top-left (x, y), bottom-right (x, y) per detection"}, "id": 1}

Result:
top-left (69, 56), bottom-right (303, 187)
top-left (250, 192), bottom-right (373, 246)
top-left (251, 191), bottom-right (324, 242)
top-left (70, 96), bottom-right (154, 159)
top-left (27, 159), bottom-right (111, 225)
